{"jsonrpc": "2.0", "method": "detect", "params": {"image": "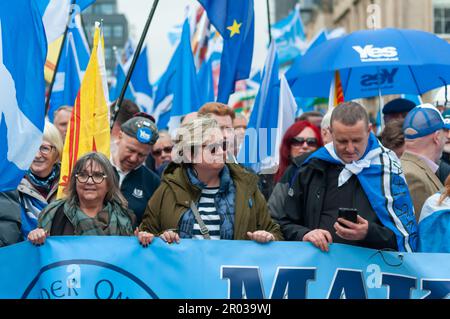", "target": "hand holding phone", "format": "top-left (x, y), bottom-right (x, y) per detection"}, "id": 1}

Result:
top-left (338, 208), bottom-right (358, 228)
